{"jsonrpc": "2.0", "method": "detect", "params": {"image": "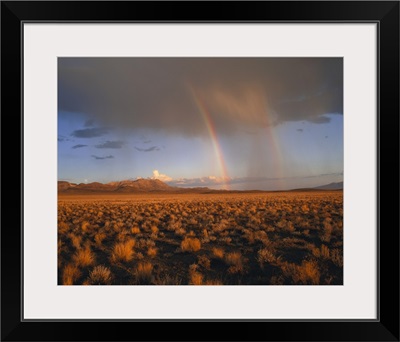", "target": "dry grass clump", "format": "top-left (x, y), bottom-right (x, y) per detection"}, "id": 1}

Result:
top-left (321, 218), bottom-right (333, 242)
top-left (87, 265), bottom-right (112, 285)
top-left (62, 264), bottom-right (81, 285)
top-left (59, 221), bottom-right (69, 234)
top-left (188, 264), bottom-right (203, 285)
top-left (225, 252), bottom-right (244, 274)
top-left (68, 233), bottom-right (82, 249)
top-left (110, 238), bottom-right (135, 263)
top-left (147, 247), bottom-right (158, 258)
top-left (257, 248), bottom-right (277, 267)
top-left (330, 248), bottom-right (343, 267)
top-left (197, 255), bottom-right (211, 270)
top-left (283, 259), bottom-right (321, 285)
top-left (94, 232), bottom-right (107, 246)
top-left (81, 220), bottom-right (90, 232)
top-left (150, 225), bottom-right (159, 234)
top-left (135, 262), bottom-right (153, 284)
top-left (181, 237), bottom-right (201, 252)
top-left (73, 246), bottom-right (95, 267)
top-left (212, 247), bottom-right (225, 259)
top-left (131, 226), bottom-right (141, 234)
